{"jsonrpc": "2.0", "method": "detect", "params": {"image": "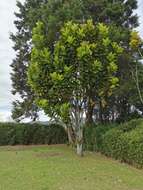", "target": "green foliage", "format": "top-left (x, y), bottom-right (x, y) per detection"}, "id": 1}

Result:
top-left (122, 128), bottom-right (143, 167)
top-left (84, 127), bottom-right (97, 151)
top-left (28, 20), bottom-right (123, 125)
top-left (0, 123), bottom-right (67, 146)
top-left (101, 128), bottom-right (125, 159)
top-left (102, 126), bottom-right (143, 168)
top-left (84, 123), bottom-right (118, 152)
top-left (84, 119), bottom-right (143, 168)
top-left (28, 20), bottom-right (124, 155)
top-left (10, 0), bottom-right (46, 121)
top-left (11, 0), bottom-right (139, 122)
top-left (130, 31), bottom-right (142, 49)
top-left (119, 118), bottom-right (143, 132)
top-left (101, 119), bottom-right (143, 168)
